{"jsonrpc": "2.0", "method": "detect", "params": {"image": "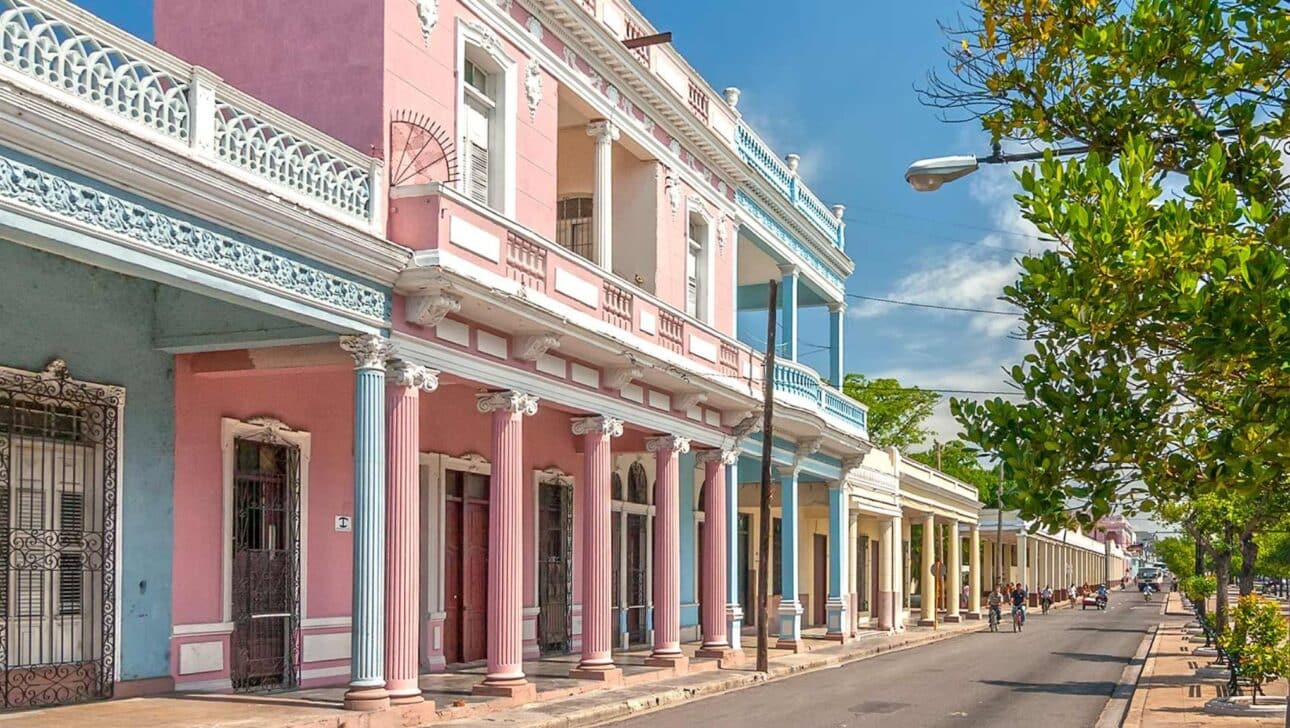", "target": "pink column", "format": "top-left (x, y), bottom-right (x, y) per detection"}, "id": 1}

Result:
top-left (696, 450), bottom-right (735, 661)
top-left (645, 435), bottom-right (690, 670)
top-left (383, 362), bottom-right (437, 705)
top-left (473, 391), bottom-right (539, 700)
top-left (569, 416), bottom-right (624, 681)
